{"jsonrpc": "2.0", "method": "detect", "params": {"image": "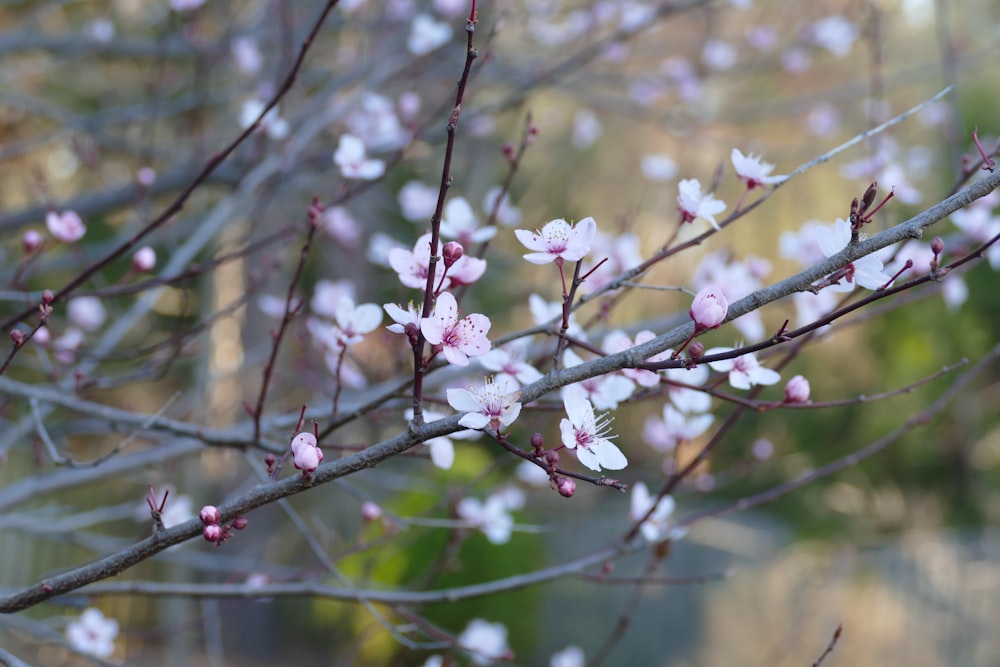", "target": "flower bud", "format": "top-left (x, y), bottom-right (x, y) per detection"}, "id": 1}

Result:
top-left (544, 449), bottom-right (560, 467)
top-left (9, 330), bottom-right (26, 347)
top-left (199, 505), bottom-right (221, 525)
top-left (556, 476), bottom-right (576, 498)
top-left (41, 290), bottom-right (54, 306)
top-left (290, 432), bottom-right (318, 453)
top-left (22, 230), bottom-right (42, 253)
top-left (689, 285), bottom-right (728, 331)
top-left (292, 440), bottom-right (323, 473)
top-left (931, 236), bottom-right (944, 255)
top-left (361, 501), bottom-right (382, 522)
top-left (688, 341), bottom-right (705, 360)
top-left (231, 516), bottom-right (248, 530)
top-left (783, 374), bottom-right (811, 403)
top-left (132, 246), bottom-right (157, 272)
top-left (530, 432), bottom-right (544, 452)
top-left (203, 524), bottom-right (223, 543)
top-left (307, 197), bottom-right (325, 225)
top-left (442, 241), bottom-right (464, 268)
